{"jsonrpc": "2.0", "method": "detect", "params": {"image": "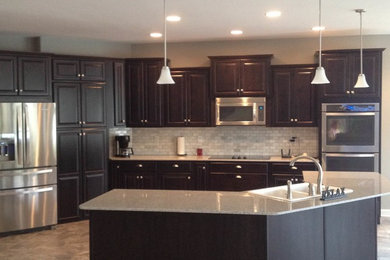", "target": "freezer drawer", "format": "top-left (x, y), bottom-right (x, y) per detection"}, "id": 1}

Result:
top-left (0, 167), bottom-right (57, 190)
top-left (0, 185), bottom-right (57, 233)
